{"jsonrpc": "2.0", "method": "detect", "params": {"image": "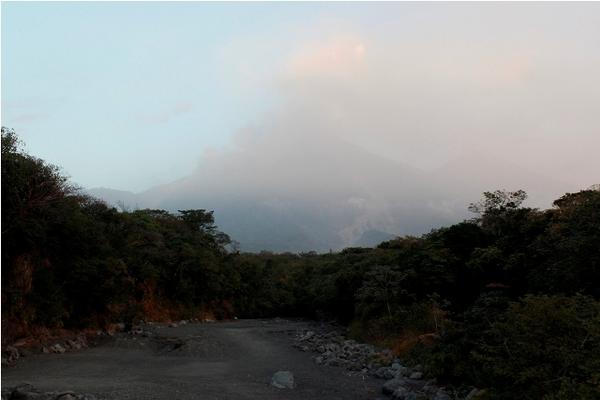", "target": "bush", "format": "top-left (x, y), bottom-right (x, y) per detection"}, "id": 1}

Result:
top-left (474, 294), bottom-right (600, 399)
